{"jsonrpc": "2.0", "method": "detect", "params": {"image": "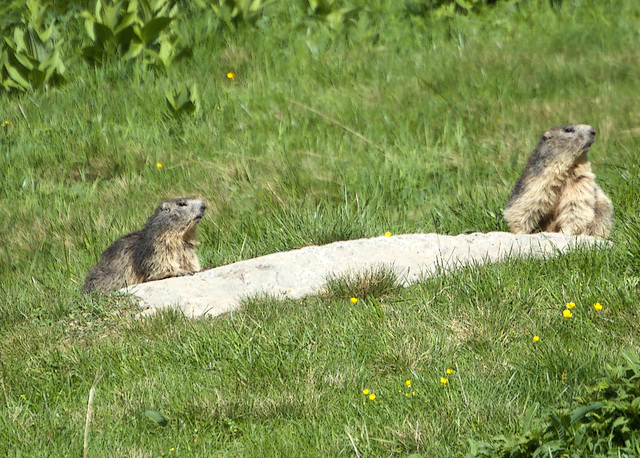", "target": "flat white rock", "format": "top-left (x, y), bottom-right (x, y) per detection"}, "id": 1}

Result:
top-left (124, 232), bottom-right (606, 318)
